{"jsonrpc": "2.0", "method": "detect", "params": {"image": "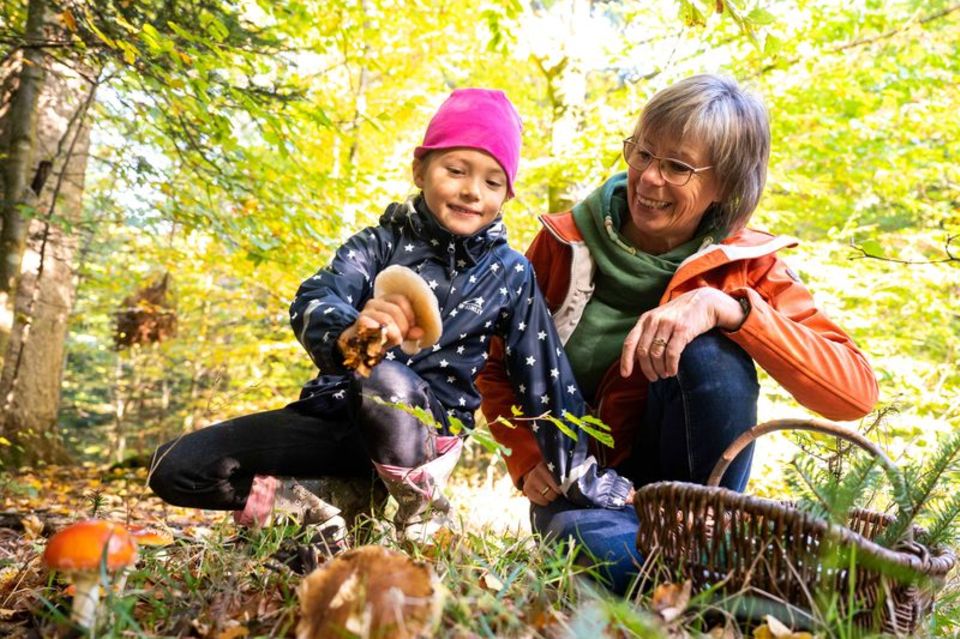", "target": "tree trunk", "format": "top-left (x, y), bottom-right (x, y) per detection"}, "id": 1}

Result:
top-left (0, 2), bottom-right (95, 467)
top-left (0, 0), bottom-right (47, 347)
